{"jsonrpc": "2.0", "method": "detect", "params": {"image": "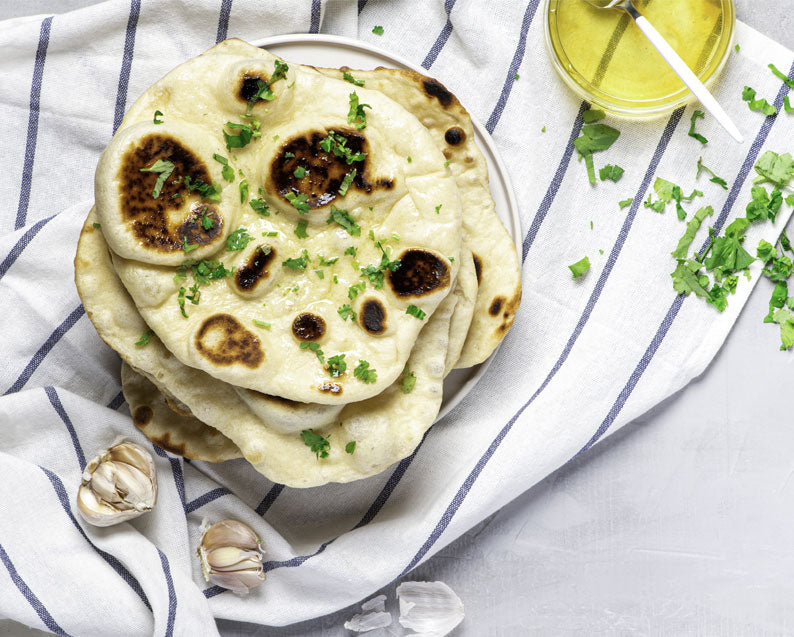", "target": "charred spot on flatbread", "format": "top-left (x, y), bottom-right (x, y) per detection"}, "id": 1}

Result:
top-left (472, 254), bottom-right (483, 283)
top-left (388, 249), bottom-right (449, 297)
top-left (235, 245), bottom-right (276, 291)
top-left (359, 298), bottom-right (387, 335)
top-left (119, 134), bottom-right (218, 252)
top-left (444, 126), bottom-right (466, 145)
top-left (238, 73), bottom-right (267, 103)
top-left (195, 314), bottom-right (264, 368)
top-left (292, 312), bottom-right (326, 341)
top-left (319, 382), bottom-right (342, 395)
top-left (423, 78), bottom-right (453, 108)
top-left (133, 405), bottom-right (153, 427)
top-left (269, 129), bottom-right (392, 209)
top-left (489, 296), bottom-right (505, 316)
top-left (150, 432), bottom-right (187, 457)
top-left (177, 204), bottom-right (223, 245)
